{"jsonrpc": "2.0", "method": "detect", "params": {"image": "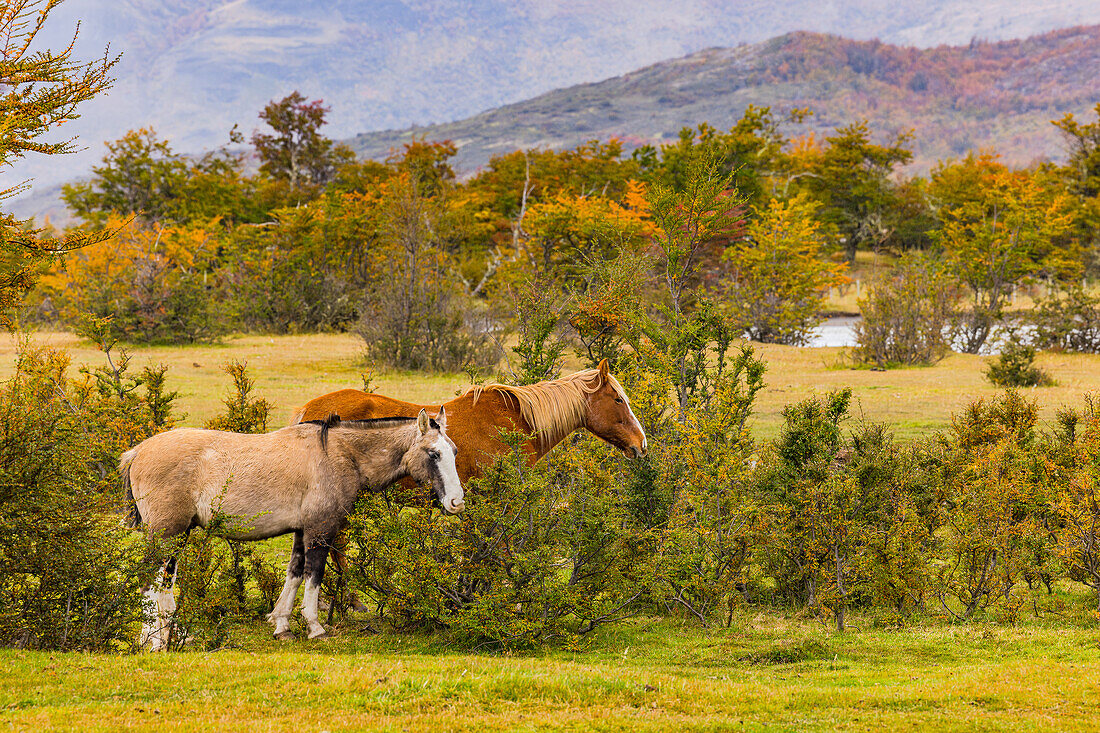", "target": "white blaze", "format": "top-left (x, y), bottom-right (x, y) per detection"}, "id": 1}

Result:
top-left (434, 435), bottom-right (464, 513)
top-left (619, 389), bottom-right (647, 453)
